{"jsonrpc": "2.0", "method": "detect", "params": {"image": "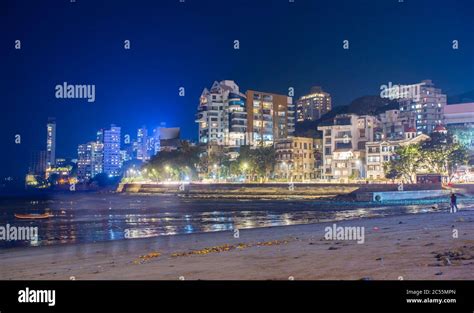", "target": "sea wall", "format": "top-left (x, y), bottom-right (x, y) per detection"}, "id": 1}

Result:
top-left (372, 190), bottom-right (450, 202)
top-left (117, 182), bottom-right (443, 200)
